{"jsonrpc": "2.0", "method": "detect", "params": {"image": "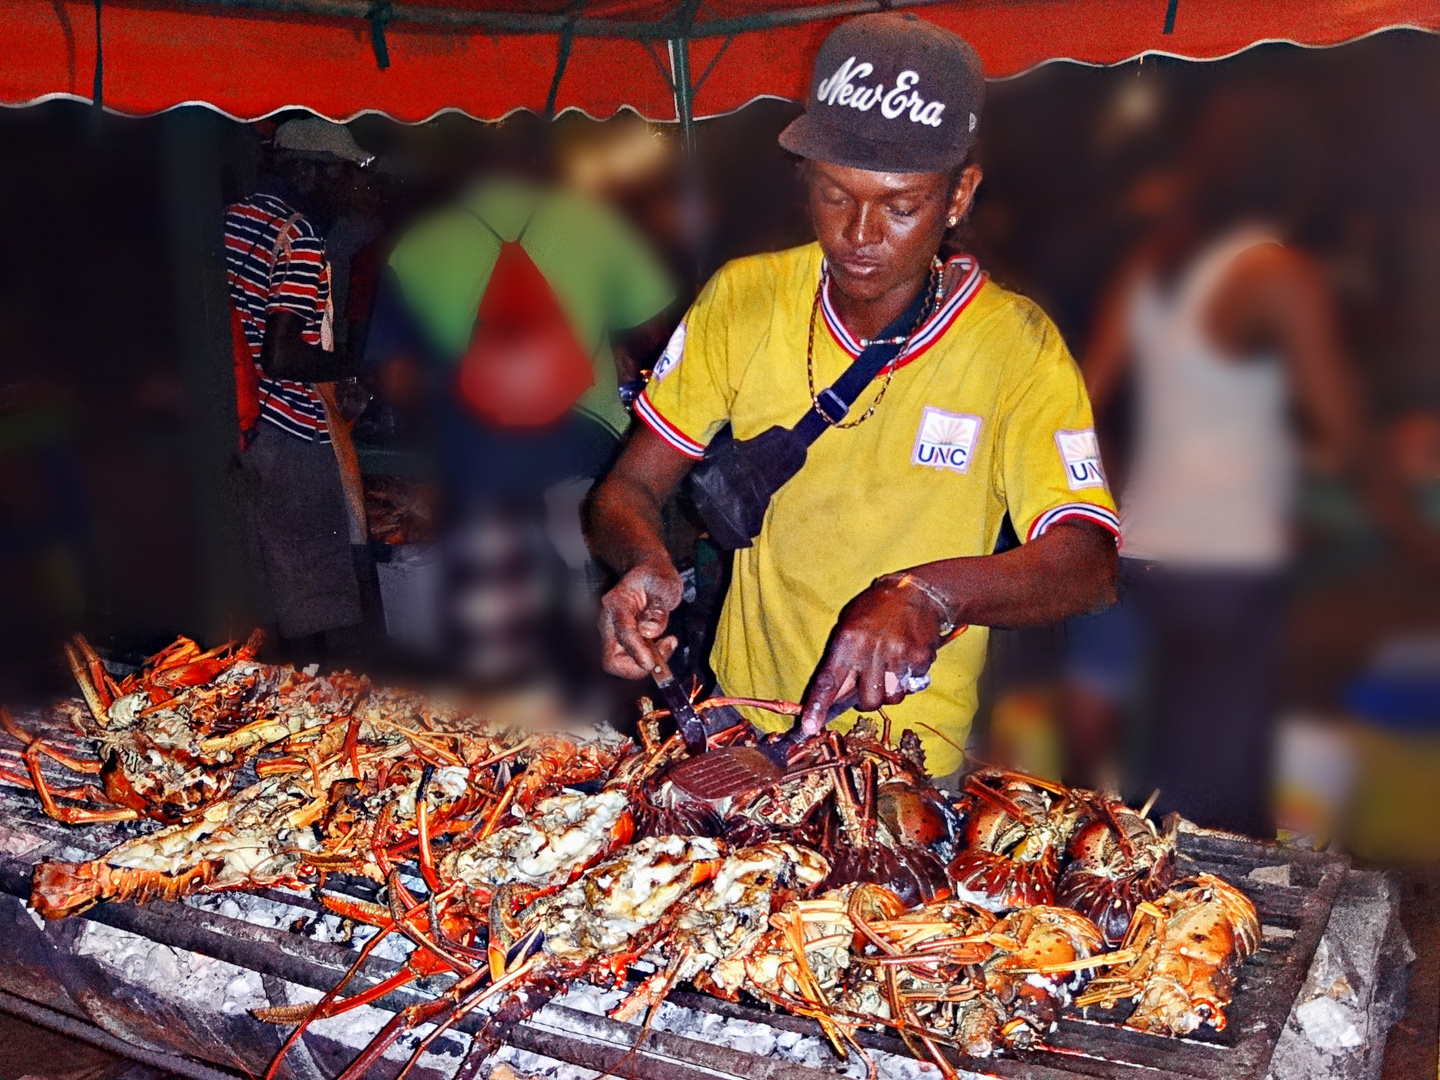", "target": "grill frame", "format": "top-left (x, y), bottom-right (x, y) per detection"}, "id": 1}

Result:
top-left (0, 705), bottom-right (1350, 1080)
top-left (678, 829), bottom-right (1351, 1080)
